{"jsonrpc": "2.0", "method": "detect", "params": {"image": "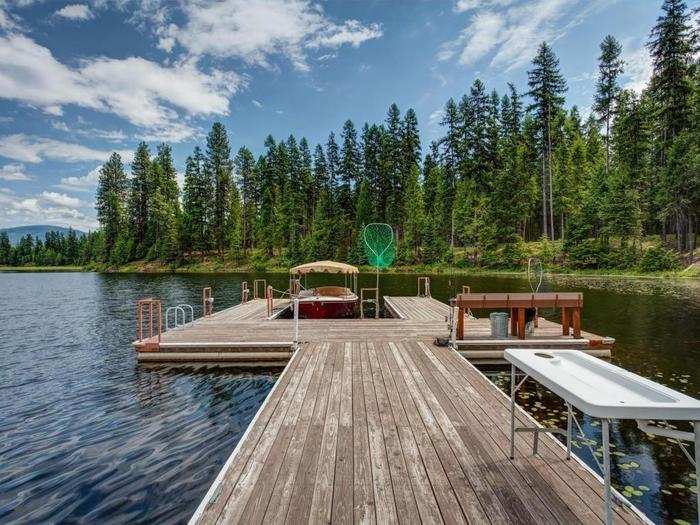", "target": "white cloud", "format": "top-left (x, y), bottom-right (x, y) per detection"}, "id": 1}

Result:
top-left (56, 166), bottom-right (101, 192)
top-left (252, 99), bottom-right (263, 108)
top-left (622, 45), bottom-right (651, 94)
top-left (41, 191), bottom-right (81, 207)
top-left (0, 189), bottom-right (96, 230)
top-left (0, 134), bottom-right (131, 164)
top-left (156, 0), bottom-right (381, 71)
top-left (307, 19), bottom-right (382, 49)
top-left (0, 163), bottom-right (31, 181)
top-left (0, 34), bottom-right (240, 141)
top-left (55, 4), bottom-right (94, 21)
top-left (441, 0), bottom-right (600, 71)
top-left (454, 0), bottom-right (515, 13)
top-left (428, 108), bottom-right (443, 129)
